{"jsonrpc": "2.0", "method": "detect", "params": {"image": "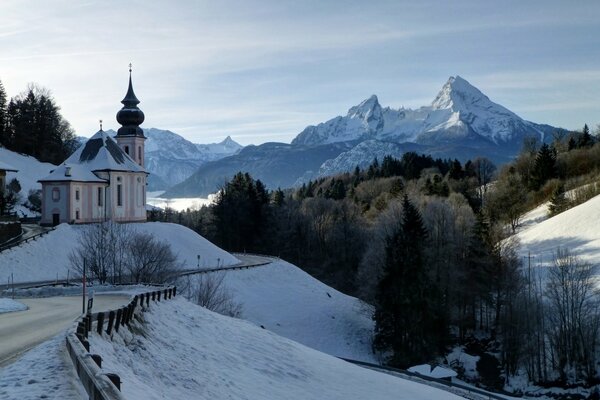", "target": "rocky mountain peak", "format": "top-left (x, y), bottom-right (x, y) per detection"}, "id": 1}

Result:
top-left (347, 94), bottom-right (382, 121)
